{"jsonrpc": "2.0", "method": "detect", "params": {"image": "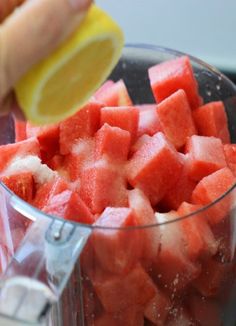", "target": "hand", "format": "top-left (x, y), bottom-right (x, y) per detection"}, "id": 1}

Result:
top-left (0, 0), bottom-right (92, 118)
